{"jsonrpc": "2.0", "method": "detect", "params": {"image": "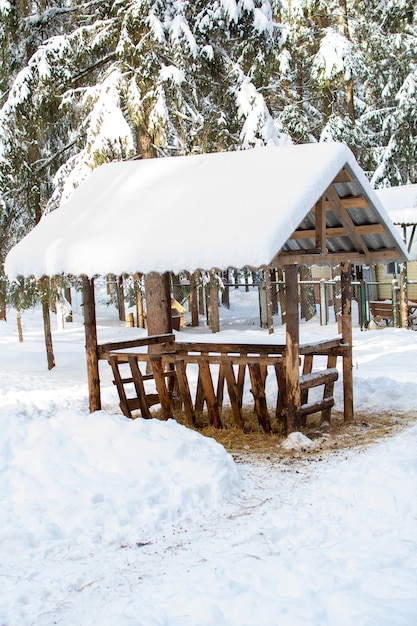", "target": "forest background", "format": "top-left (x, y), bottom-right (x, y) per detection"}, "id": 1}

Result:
top-left (0, 0), bottom-right (416, 318)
